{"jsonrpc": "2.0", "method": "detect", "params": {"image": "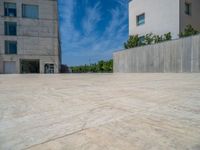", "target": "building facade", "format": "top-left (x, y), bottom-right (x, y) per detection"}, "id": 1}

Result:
top-left (0, 0), bottom-right (61, 74)
top-left (129, 0), bottom-right (200, 39)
